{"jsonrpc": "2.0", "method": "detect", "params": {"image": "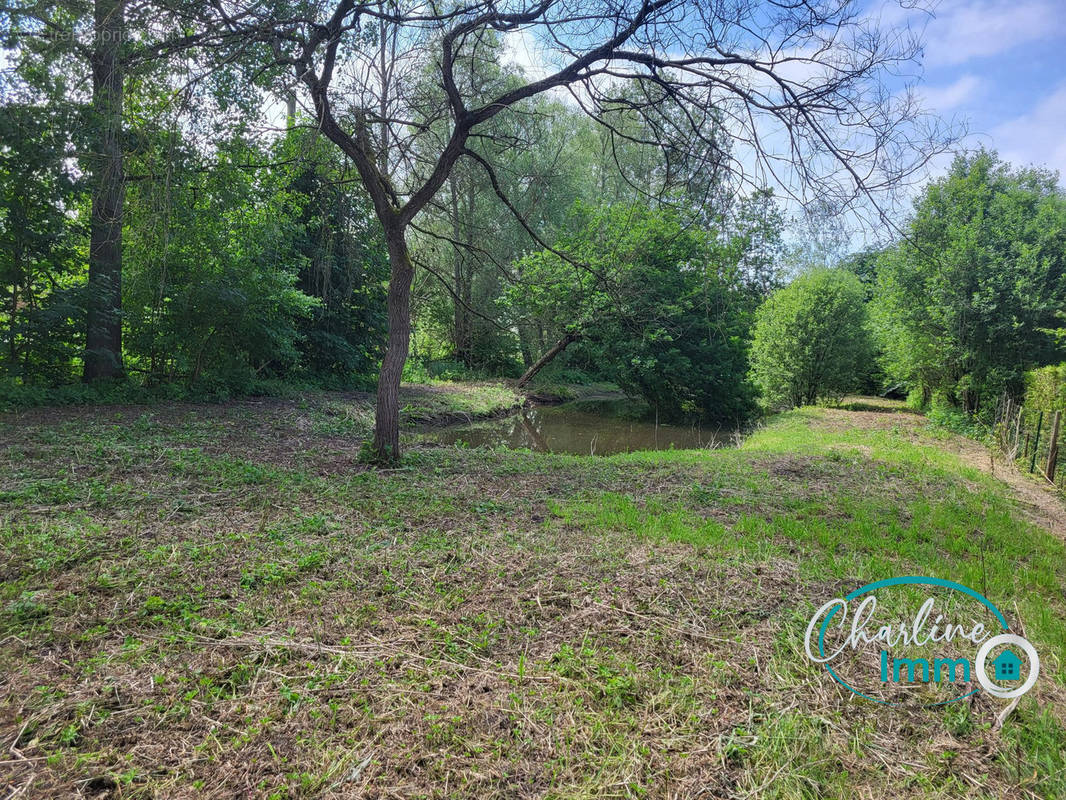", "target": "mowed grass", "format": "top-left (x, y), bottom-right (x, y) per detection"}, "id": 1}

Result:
top-left (1, 389), bottom-right (1065, 799)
